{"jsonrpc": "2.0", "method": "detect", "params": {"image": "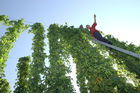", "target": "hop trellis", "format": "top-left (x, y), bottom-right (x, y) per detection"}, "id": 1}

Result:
top-left (0, 15), bottom-right (140, 93)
